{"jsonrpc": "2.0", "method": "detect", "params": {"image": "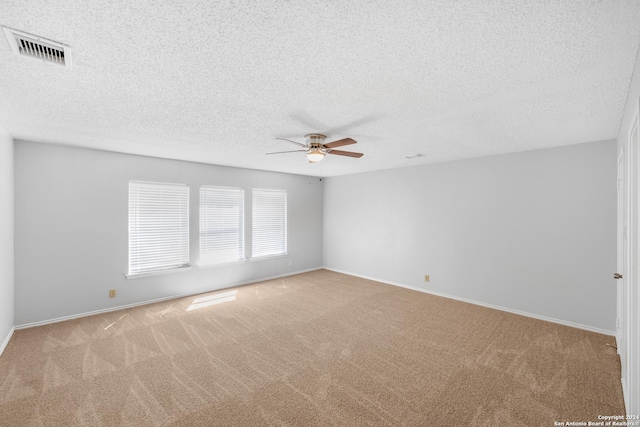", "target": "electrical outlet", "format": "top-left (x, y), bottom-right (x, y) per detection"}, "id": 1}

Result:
top-left (424, 275), bottom-right (430, 282)
top-left (109, 289), bottom-right (117, 298)
top-left (289, 261), bottom-right (292, 267)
